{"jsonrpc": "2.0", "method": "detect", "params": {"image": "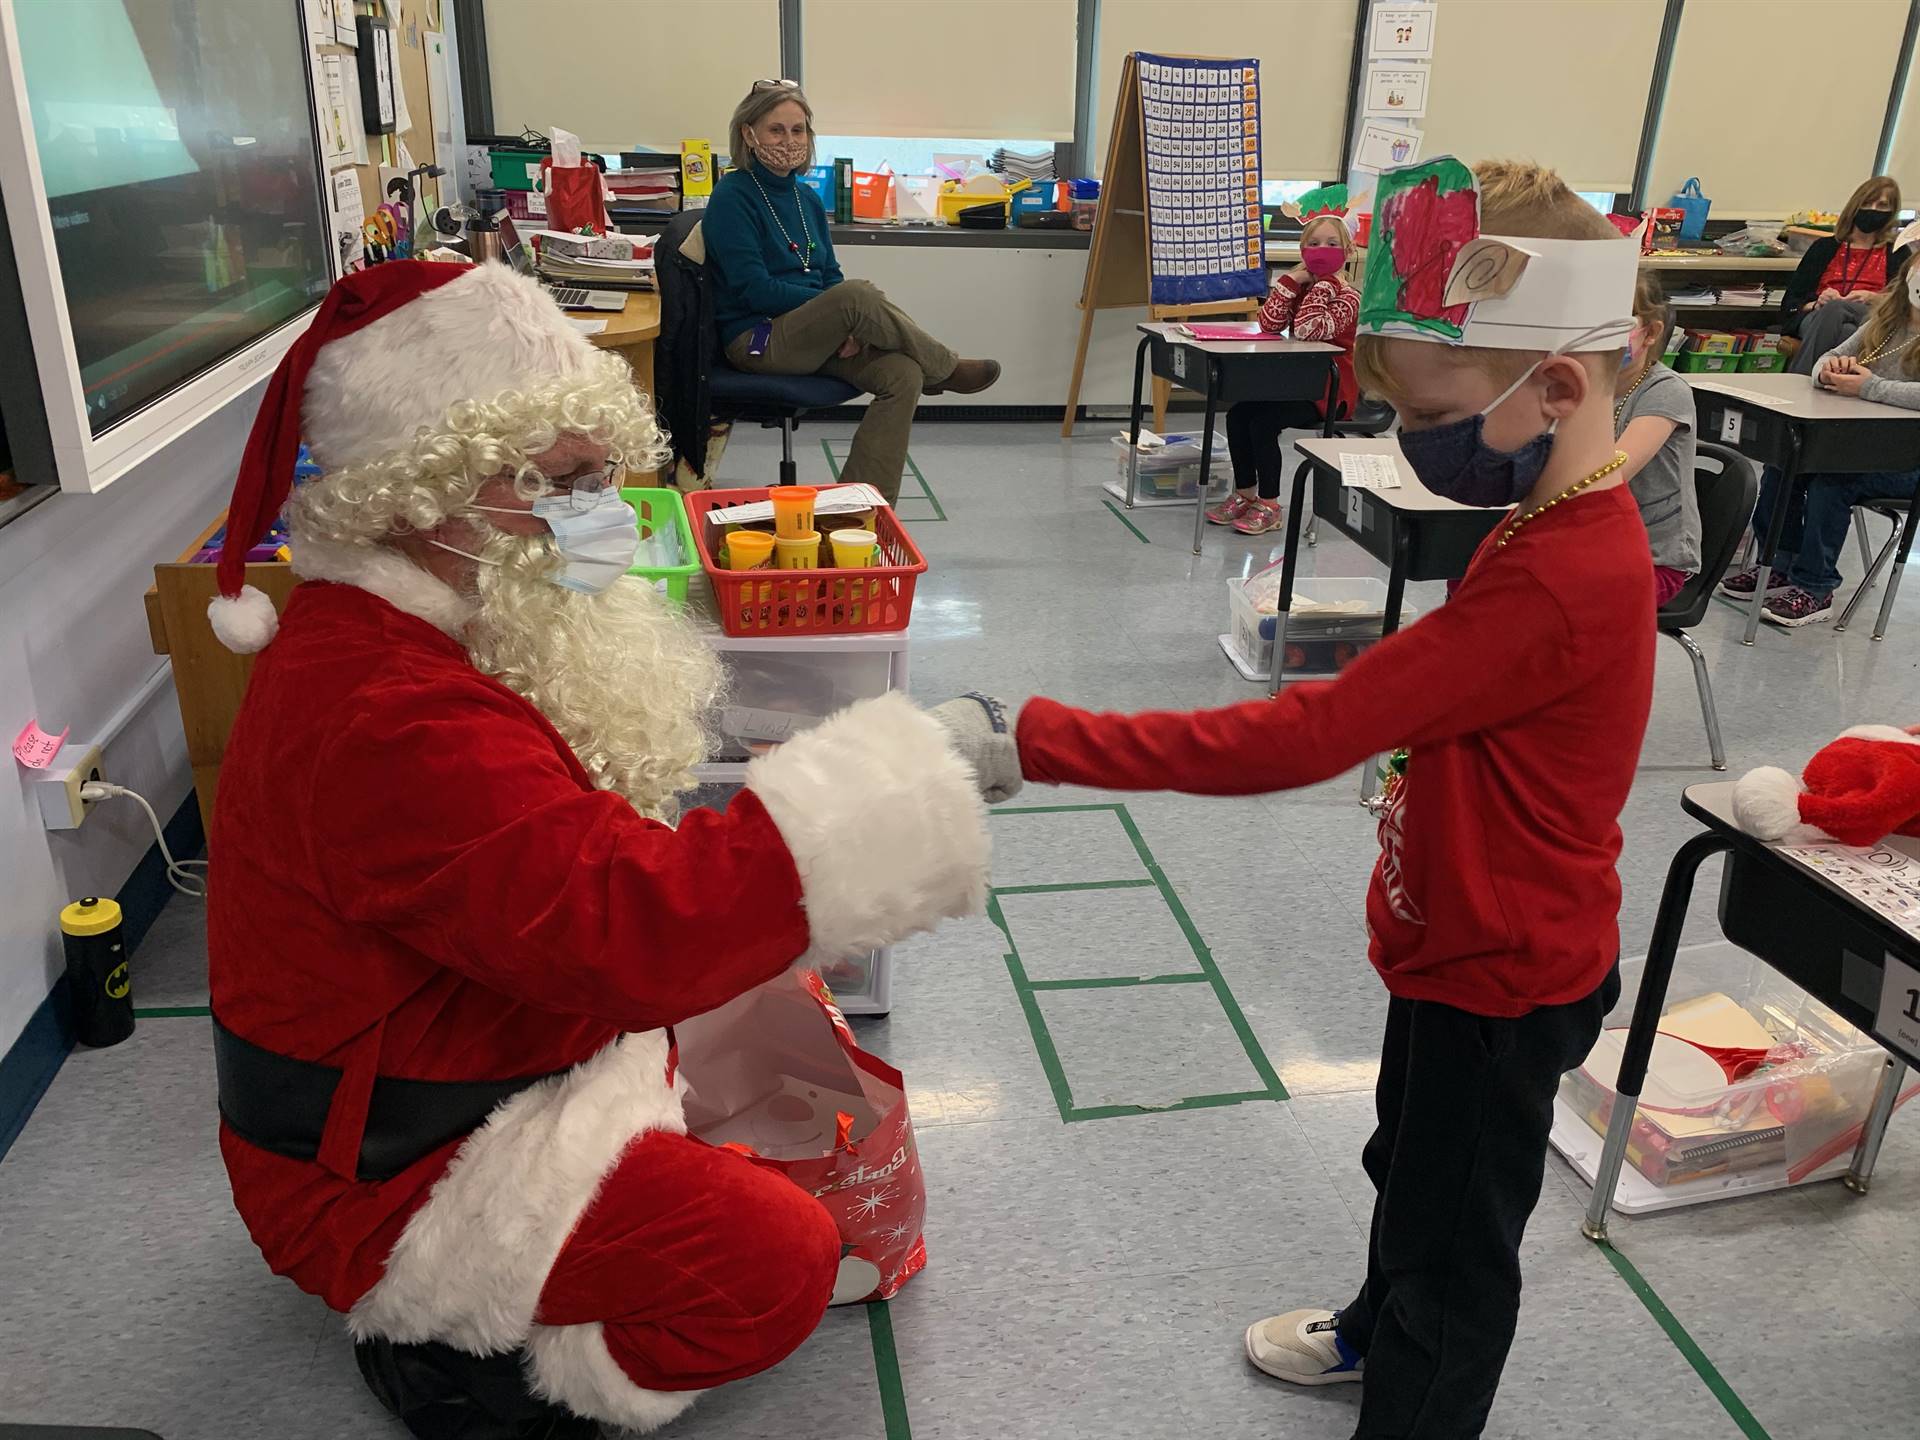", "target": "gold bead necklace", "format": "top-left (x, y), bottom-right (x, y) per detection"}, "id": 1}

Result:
top-left (1497, 451), bottom-right (1628, 549)
top-left (1613, 364), bottom-right (1650, 425)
